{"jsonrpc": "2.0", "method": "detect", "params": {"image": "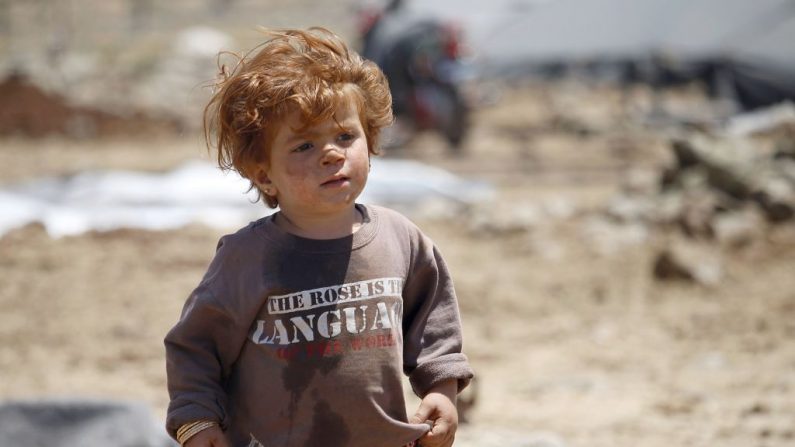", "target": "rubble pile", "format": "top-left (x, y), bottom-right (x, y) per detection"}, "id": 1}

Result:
top-left (0, 27), bottom-right (232, 138)
top-left (605, 125), bottom-right (795, 283)
top-left (664, 136), bottom-right (794, 226)
top-left (0, 74), bottom-right (182, 138)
